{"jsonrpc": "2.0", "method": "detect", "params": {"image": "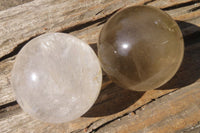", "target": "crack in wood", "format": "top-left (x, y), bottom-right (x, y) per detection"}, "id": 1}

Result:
top-left (189, 6), bottom-right (200, 12)
top-left (162, 1), bottom-right (200, 11)
top-left (144, 0), bottom-right (156, 5)
top-left (0, 101), bottom-right (17, 110)
top-left (180, 121), bottom-right (200, 133)
top-left (63, 10), bottom-right (118, 34)
top-left (0, 10), bottom-right (119, 63)
top-left (96, 10), bottom-right (104, 16)
top-left (0, 38), bottom-right (34, 62)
